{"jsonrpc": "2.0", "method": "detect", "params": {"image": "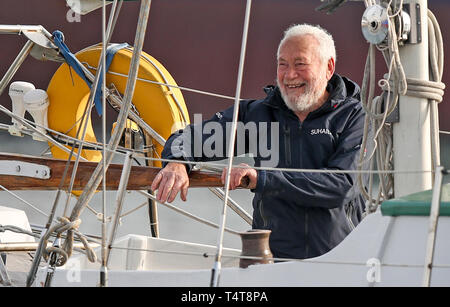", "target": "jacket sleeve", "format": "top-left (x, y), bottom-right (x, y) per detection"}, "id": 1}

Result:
top-left (253, 105), bottom-right (365, 209)
top-left (161, 100), bottom-right (253, 172)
